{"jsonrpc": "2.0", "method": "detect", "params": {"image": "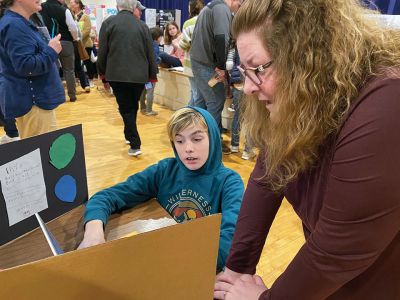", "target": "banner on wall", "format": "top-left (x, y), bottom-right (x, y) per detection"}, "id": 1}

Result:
top-left (85, 5), bottom-right (118, 36)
